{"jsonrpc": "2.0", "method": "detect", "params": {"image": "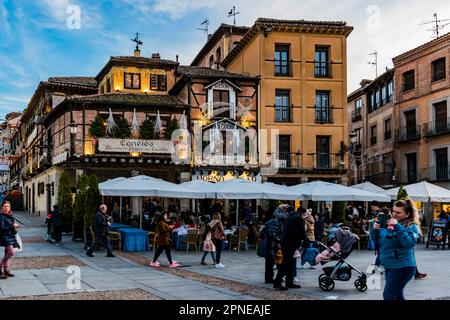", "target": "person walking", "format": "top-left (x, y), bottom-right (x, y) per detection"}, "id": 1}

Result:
top-left (0, 201), bottom-right (20, 279)
top-left (209, 212), bottom-right (226, 268)
top-left (86, 204), bottom-right (115, 258)
top-left (369, 202), bottom-right (386, 273)
top-left (200, 224), bottom-right (216, 265)
top-left (374, 199), bottom-right (421, 300)
top-left (260, 209), bottom-right (282, 284)
top-left (300, 209), bottom-right (316, 269)
top-left (150, 213), bottom-right (180, 268)
top-left (51, 205), bottom-right (64, 245)
top-left (273, 207), bottom-right (306, 290)
top-left (314, 213), bottom-right (325, 243)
